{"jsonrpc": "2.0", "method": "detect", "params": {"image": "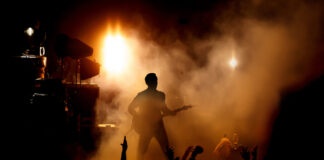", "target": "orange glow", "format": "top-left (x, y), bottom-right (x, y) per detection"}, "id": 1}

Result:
top-left (102, 30), bottom-right (130, 76)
